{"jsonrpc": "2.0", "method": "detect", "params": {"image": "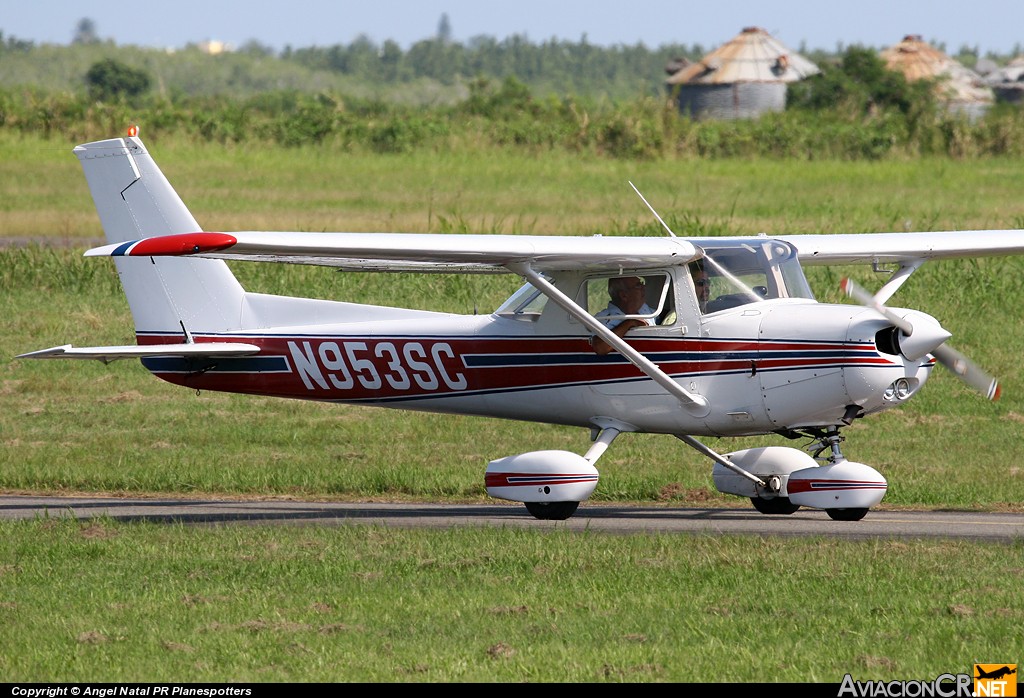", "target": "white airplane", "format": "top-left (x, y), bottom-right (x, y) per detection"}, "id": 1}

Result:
top-left (18, 132), bottom-right (1024, 522)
